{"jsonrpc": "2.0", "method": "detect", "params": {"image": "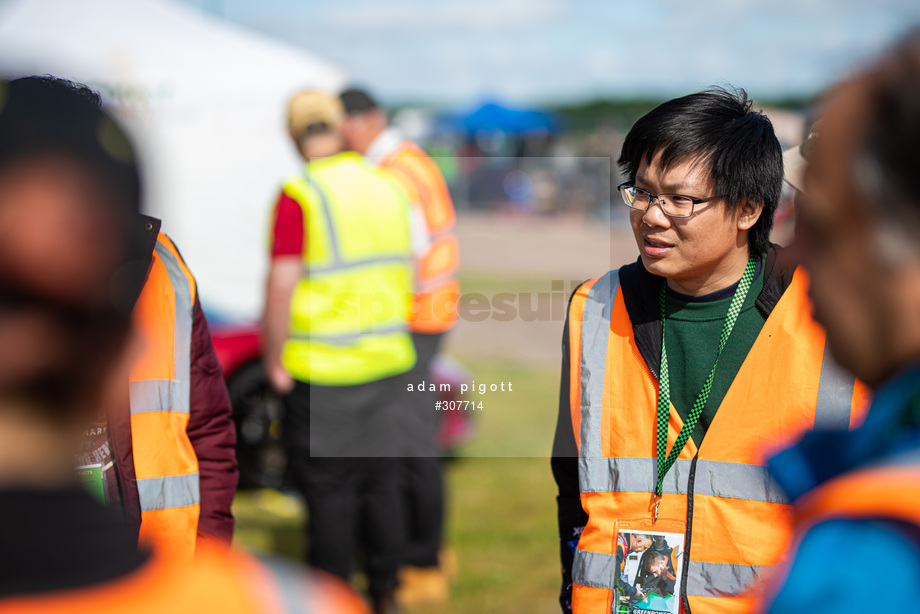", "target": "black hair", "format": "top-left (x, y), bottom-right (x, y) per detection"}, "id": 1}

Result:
top-left (0, 75), bottom-right (140, 214)
top-left (340, 87), bottom-right (379, 115)
top-left (617, 87), bottom-right (783, 255)
top-left (642, 550), bottom-right (668, 571)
